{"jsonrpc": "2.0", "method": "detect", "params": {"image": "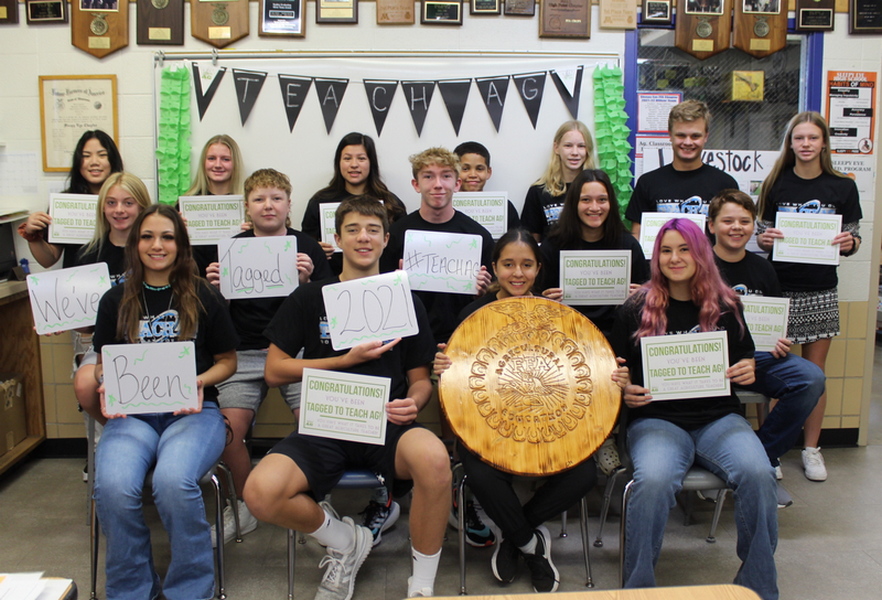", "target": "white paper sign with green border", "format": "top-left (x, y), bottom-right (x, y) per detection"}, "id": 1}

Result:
top-left (217, 236), bottom-right (299, 299)
top-left (453, 192), bottom-right (508, 238)
top-left (559, 249), bottom-right (631, 305)
top-left (638, 213), bottom-right (706, 259)
top-left (320, 202), bottom-right (342, 253)
top-left (27, 263), bottom-right (111, 335)
top-left (403, 229), bottom-right (483, 295)
top-left (640, 330), bottom-right (730, 401)
top-left (101, 341), bottom-right (198, 415)
top-left (178, 195), bottom-right (245, 245)
top-left (772, 212), bottom-right (842, 266)
top-left (299, 368), bottom-right (391, 445)
top-left (740, 295), bottom-right (790, 352)
top-left (47, 193), bottom-right (99, 244)
top-left (322, 271), bottom-right (420, 351)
